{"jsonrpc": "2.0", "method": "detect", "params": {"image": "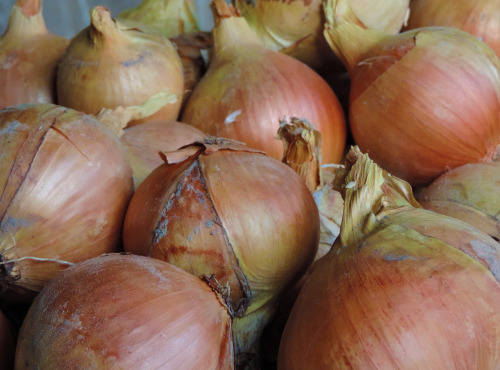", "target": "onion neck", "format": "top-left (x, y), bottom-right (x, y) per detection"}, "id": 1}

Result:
top-left (210, 0), bottom-right (262, 58)
top-left (89, 6), bottom-right (123, 46)
top-left (323, 0), bottom-right (389, 73)
top-left (2, 0), bottom-right (47, 39)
